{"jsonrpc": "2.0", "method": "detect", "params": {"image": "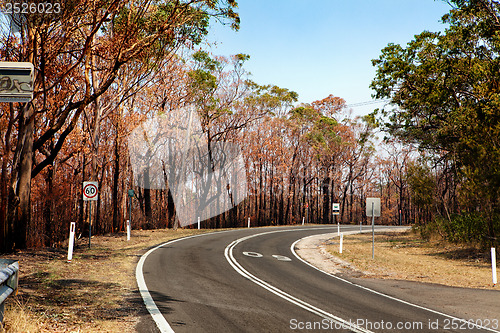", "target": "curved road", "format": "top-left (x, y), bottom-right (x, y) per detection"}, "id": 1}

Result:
top-left (137, 225), bottom-right (499, 332)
